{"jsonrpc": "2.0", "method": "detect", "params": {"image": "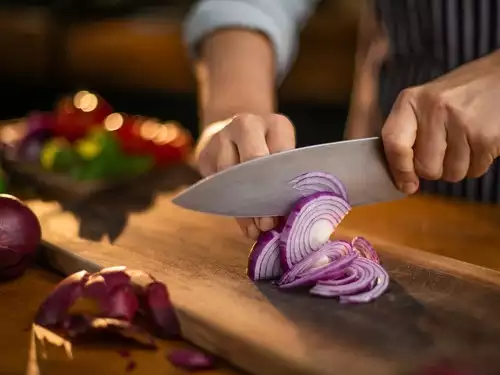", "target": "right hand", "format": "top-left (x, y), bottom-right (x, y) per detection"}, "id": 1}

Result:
top-left (195, 113), bottom-right (296, 240)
